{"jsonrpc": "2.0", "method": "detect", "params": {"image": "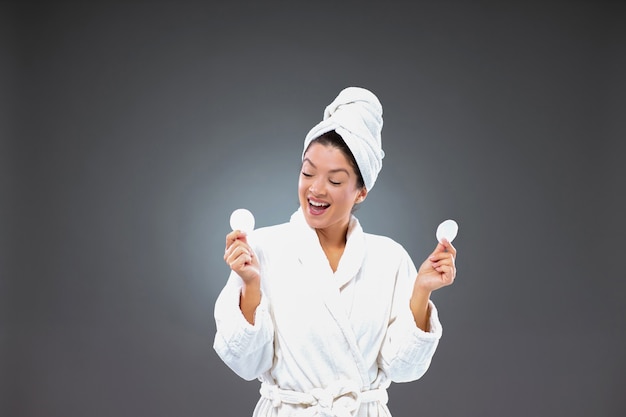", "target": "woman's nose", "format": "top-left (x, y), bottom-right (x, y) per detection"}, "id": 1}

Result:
top-left (309, 178), bottom-right (326, 196)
